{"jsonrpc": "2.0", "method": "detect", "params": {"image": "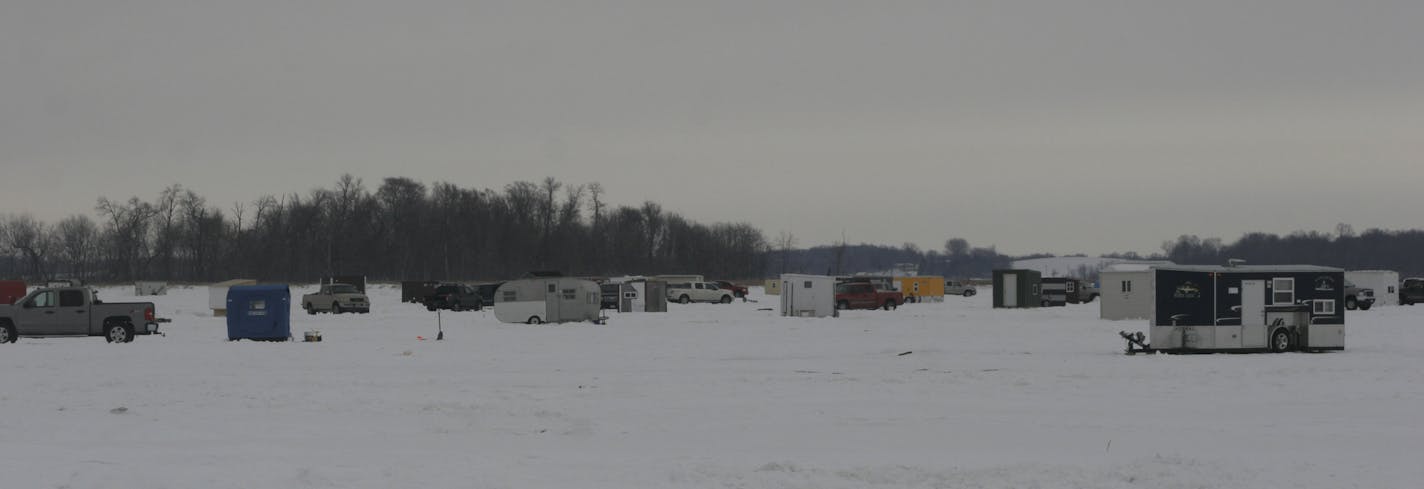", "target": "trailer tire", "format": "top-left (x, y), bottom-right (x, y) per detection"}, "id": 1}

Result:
top-left (105, 321), bottom-right (134, 344)
top-left (526, 316), bottom-right (543, 325)
top-left (678, 295), bottom-right (691, 304)
top-left (1345, 297), bottom-right (1357, 310)
top-left (0, 321), bottom-right (15, 344)
top-left (1270, 328), bottom-right (1292, 353)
